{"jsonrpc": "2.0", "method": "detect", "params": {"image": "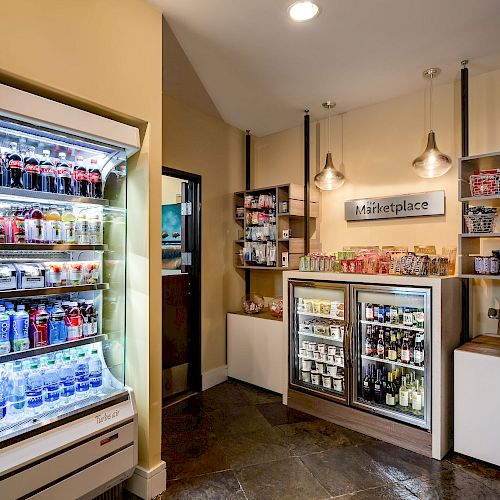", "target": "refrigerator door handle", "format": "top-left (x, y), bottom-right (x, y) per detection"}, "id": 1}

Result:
top-left (344, 322), bottom-right (353, 364)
